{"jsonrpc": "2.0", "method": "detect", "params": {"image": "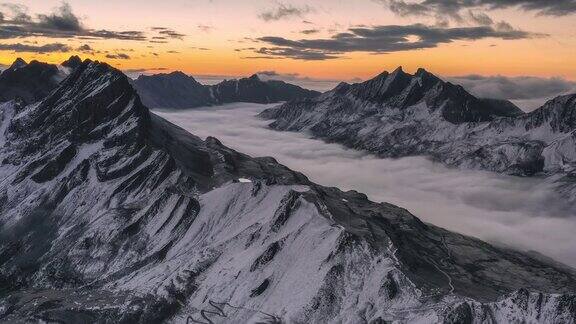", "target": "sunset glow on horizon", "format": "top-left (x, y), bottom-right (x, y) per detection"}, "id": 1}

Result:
top-left (0, 0), bottom-right (574, 83)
